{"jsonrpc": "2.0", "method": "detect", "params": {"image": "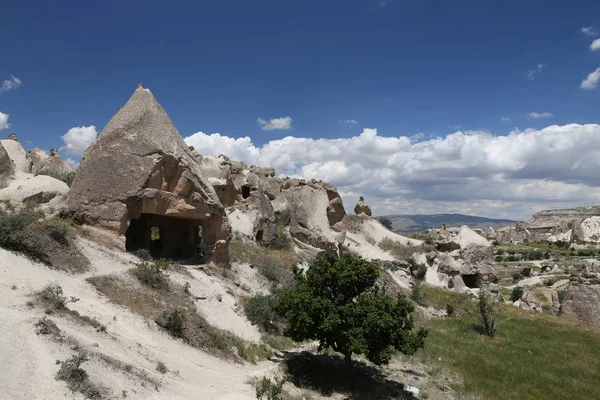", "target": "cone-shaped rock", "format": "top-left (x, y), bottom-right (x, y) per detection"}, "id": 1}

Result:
top-left (66, 85), bottom-right (230, 264)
